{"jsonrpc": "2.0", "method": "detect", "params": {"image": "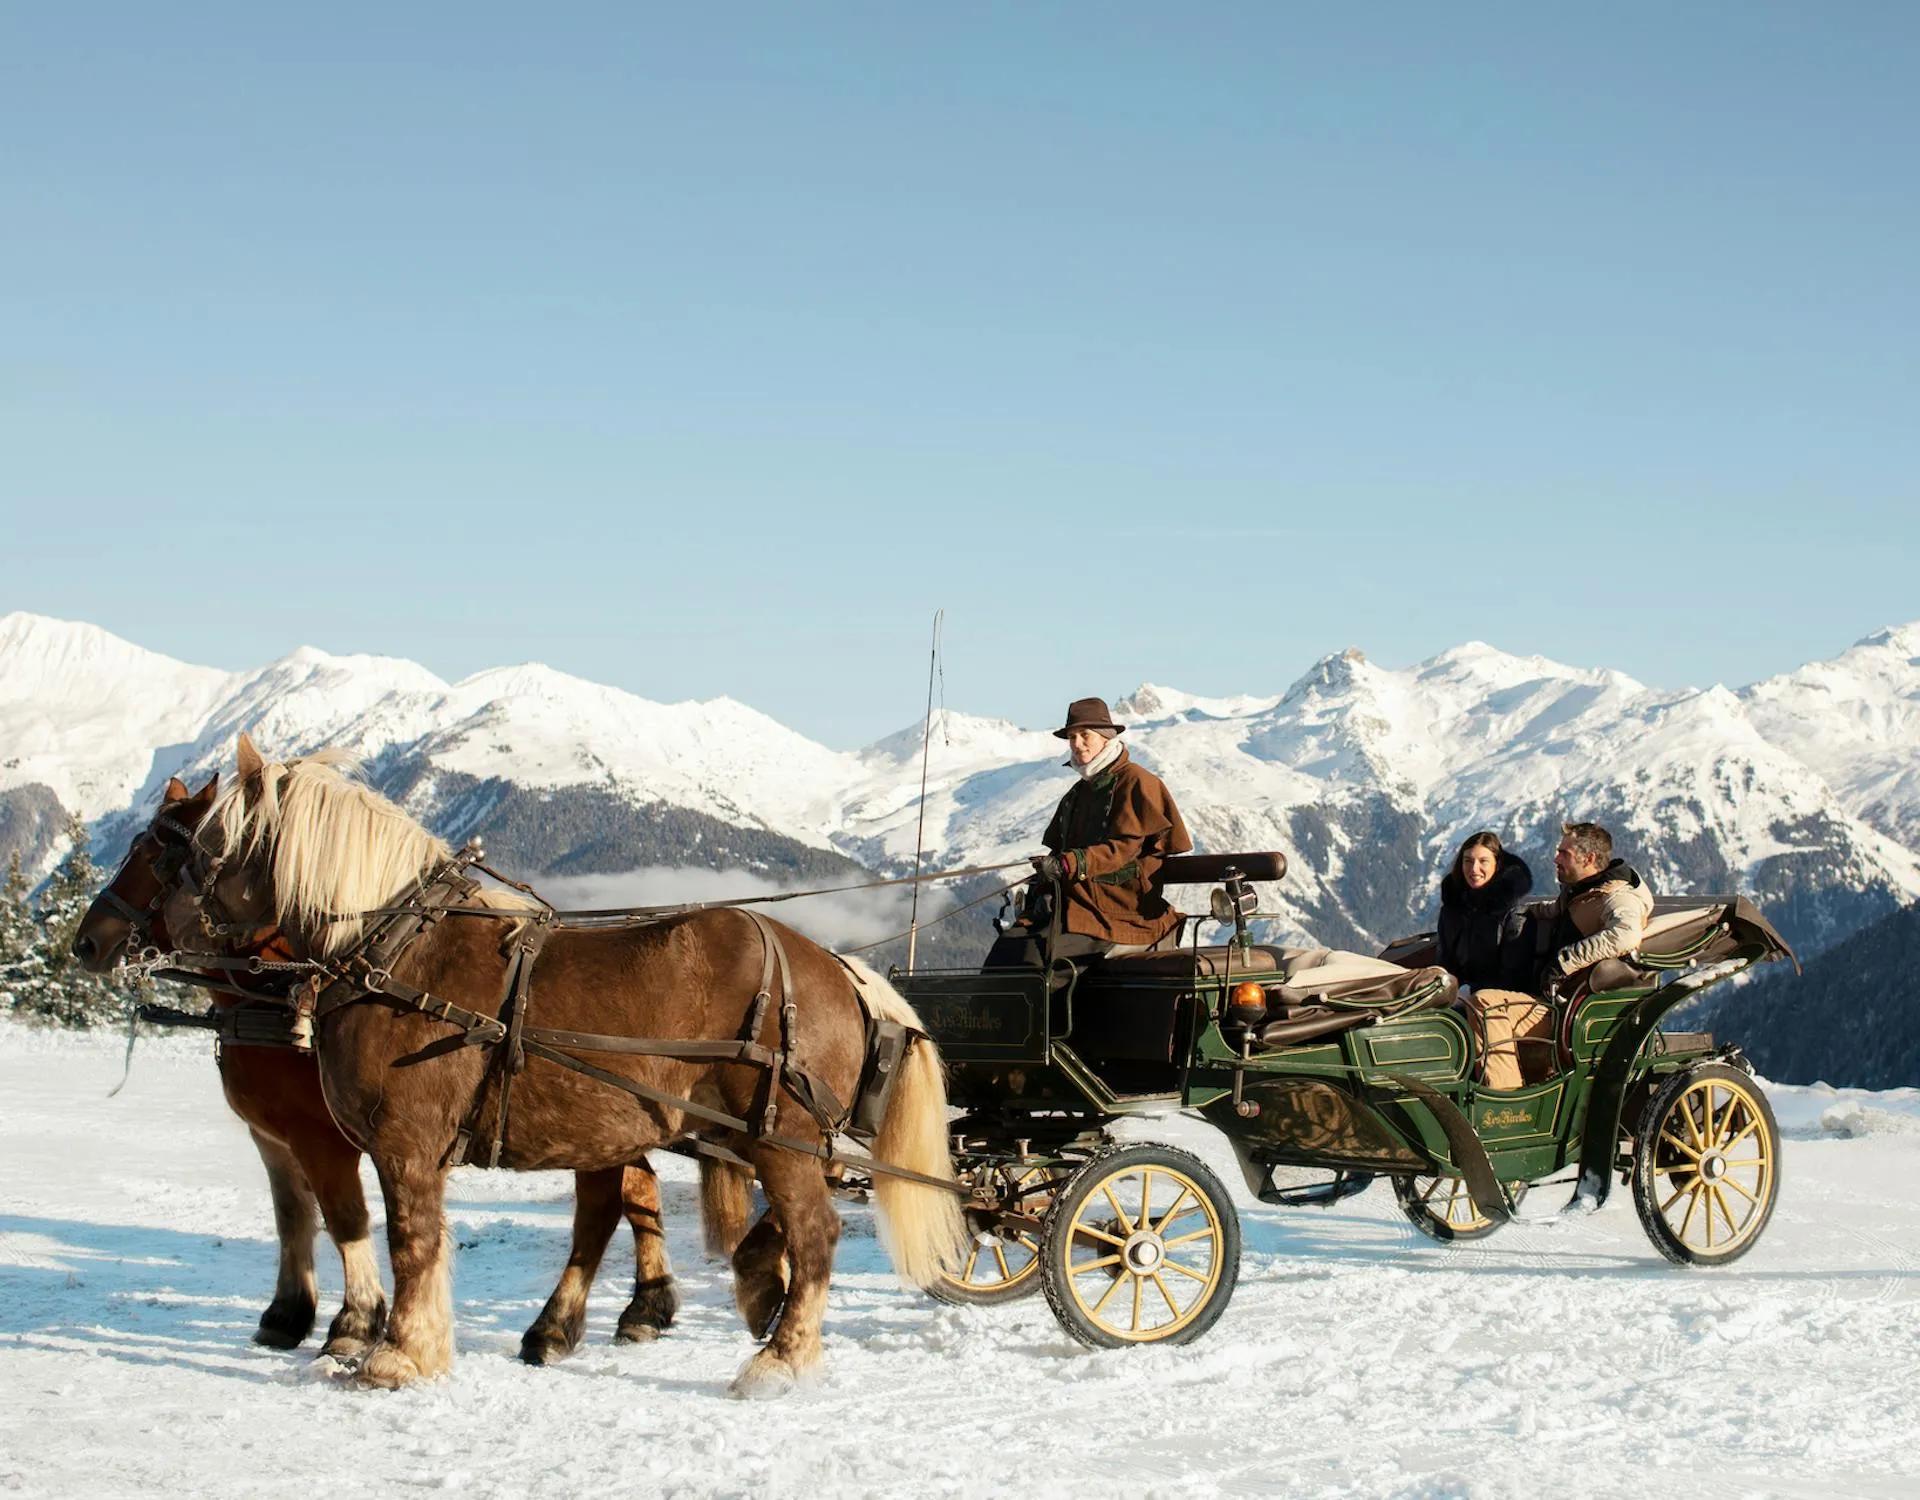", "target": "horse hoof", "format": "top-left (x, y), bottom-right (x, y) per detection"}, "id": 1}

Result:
top-left (254, 1296), bottom-right (317, 1349)
top-left (728, 1353), bottom-right (796, 1400)
top-left (317, 1336), bottom-right (370, 1364)
top-left (616, 1281), bottom-right (677, 1342)
top-left (518, 1329), bottom-right (576, 1366)
top-left (356, 1342), bottom-right (425, 1389)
